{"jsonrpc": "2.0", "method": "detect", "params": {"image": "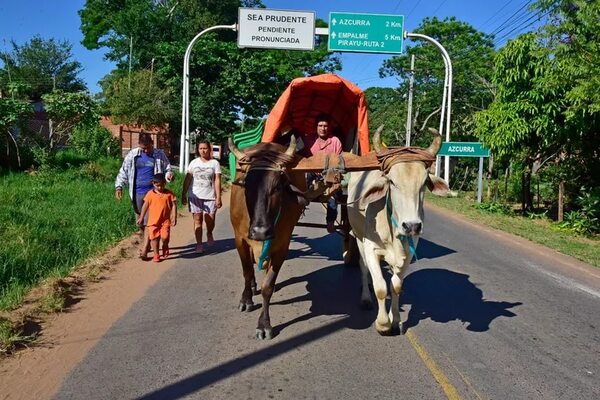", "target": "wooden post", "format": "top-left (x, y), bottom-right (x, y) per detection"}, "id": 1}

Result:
top-left (119, 125), bottom-right (123, 157)
top-left (504, 167), bottom-right (509, 201)
top-left (558, 181), bottom-right (565, 222)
